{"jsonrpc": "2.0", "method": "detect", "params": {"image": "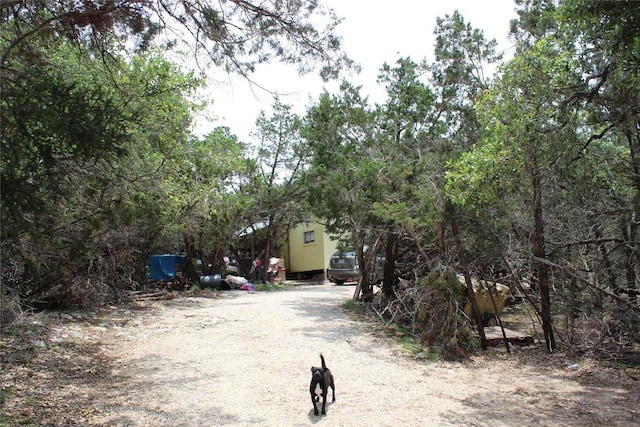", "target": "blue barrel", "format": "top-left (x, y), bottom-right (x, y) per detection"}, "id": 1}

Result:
top-left (199, 274), bottom-right (221, 289)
